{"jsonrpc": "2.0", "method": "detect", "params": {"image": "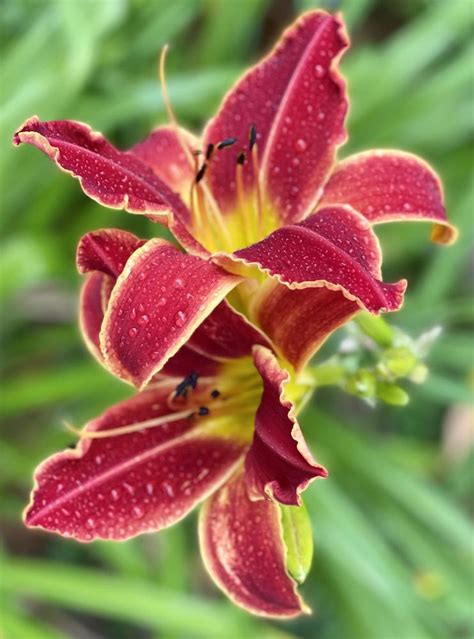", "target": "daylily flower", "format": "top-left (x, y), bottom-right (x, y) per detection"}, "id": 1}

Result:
top-left (15, 9), bottom-right (457, 618)
top-left (13, 10), bottom-right (456, 382)
top-left (25, 227), bottom-right (326, 617)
